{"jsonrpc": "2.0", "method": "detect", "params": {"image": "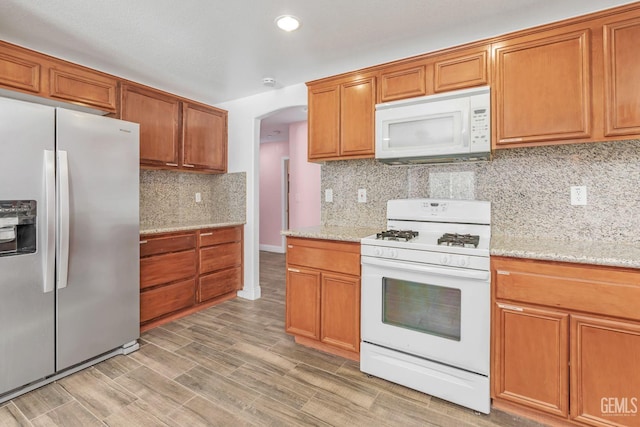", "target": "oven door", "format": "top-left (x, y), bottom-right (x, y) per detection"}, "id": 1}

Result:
top-left (361, 255), bottom-right (490, 375)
